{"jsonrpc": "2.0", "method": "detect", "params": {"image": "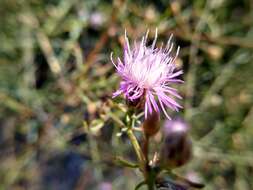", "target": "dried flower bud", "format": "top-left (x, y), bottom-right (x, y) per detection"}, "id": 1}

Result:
top-left (143, 111), bottom-right (160, 137)
top-left (160, 119), bottom-right (192, 168)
